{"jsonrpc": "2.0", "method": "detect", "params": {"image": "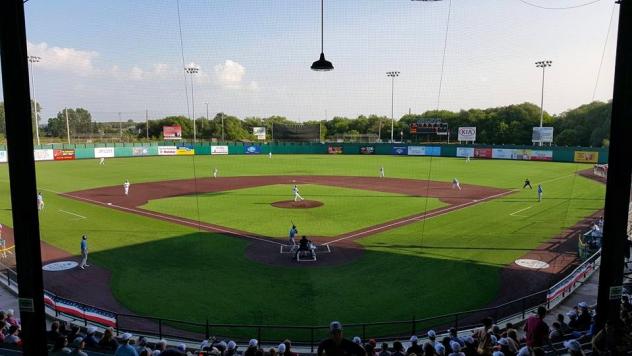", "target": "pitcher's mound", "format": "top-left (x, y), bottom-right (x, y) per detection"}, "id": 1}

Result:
top-left (271, 200), bottom-right (324, 209)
